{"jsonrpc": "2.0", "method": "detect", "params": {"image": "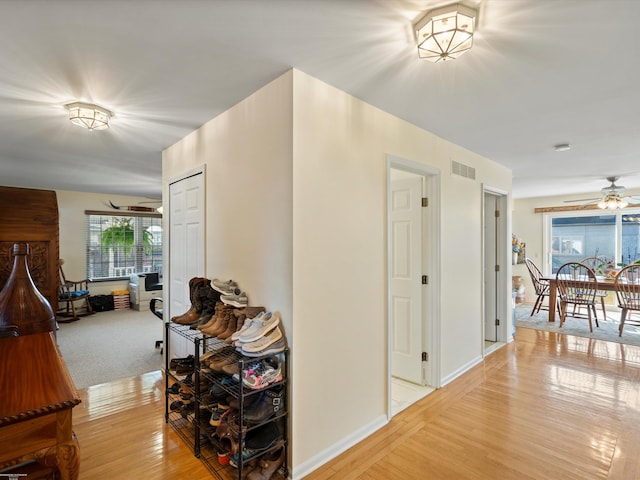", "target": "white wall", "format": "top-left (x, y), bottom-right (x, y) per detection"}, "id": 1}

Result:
top-left (162, 69), bottom-right (512, 477)
top-left (162, 71), bottom-right (294, 334)
top-left (291, 70), bottom-right (511, 473)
